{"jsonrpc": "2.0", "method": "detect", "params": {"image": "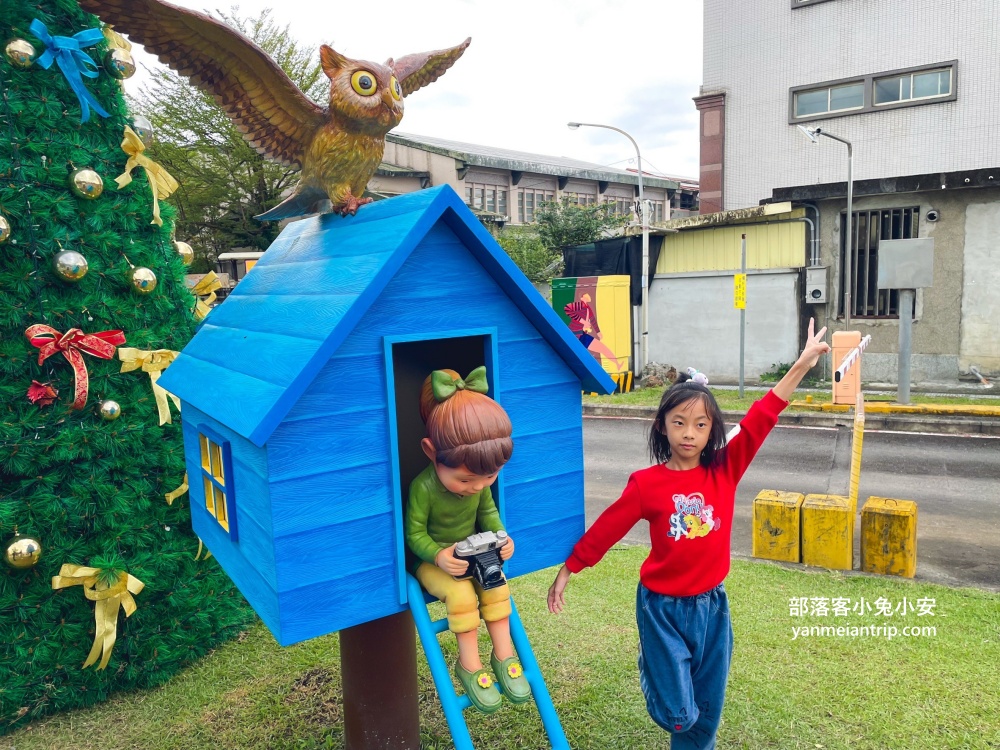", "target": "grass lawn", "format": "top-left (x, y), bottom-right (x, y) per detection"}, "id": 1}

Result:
top-left (7, 548), bottom-right (999, 749)
top-left (584, 388), bottom-right (1000, 411)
